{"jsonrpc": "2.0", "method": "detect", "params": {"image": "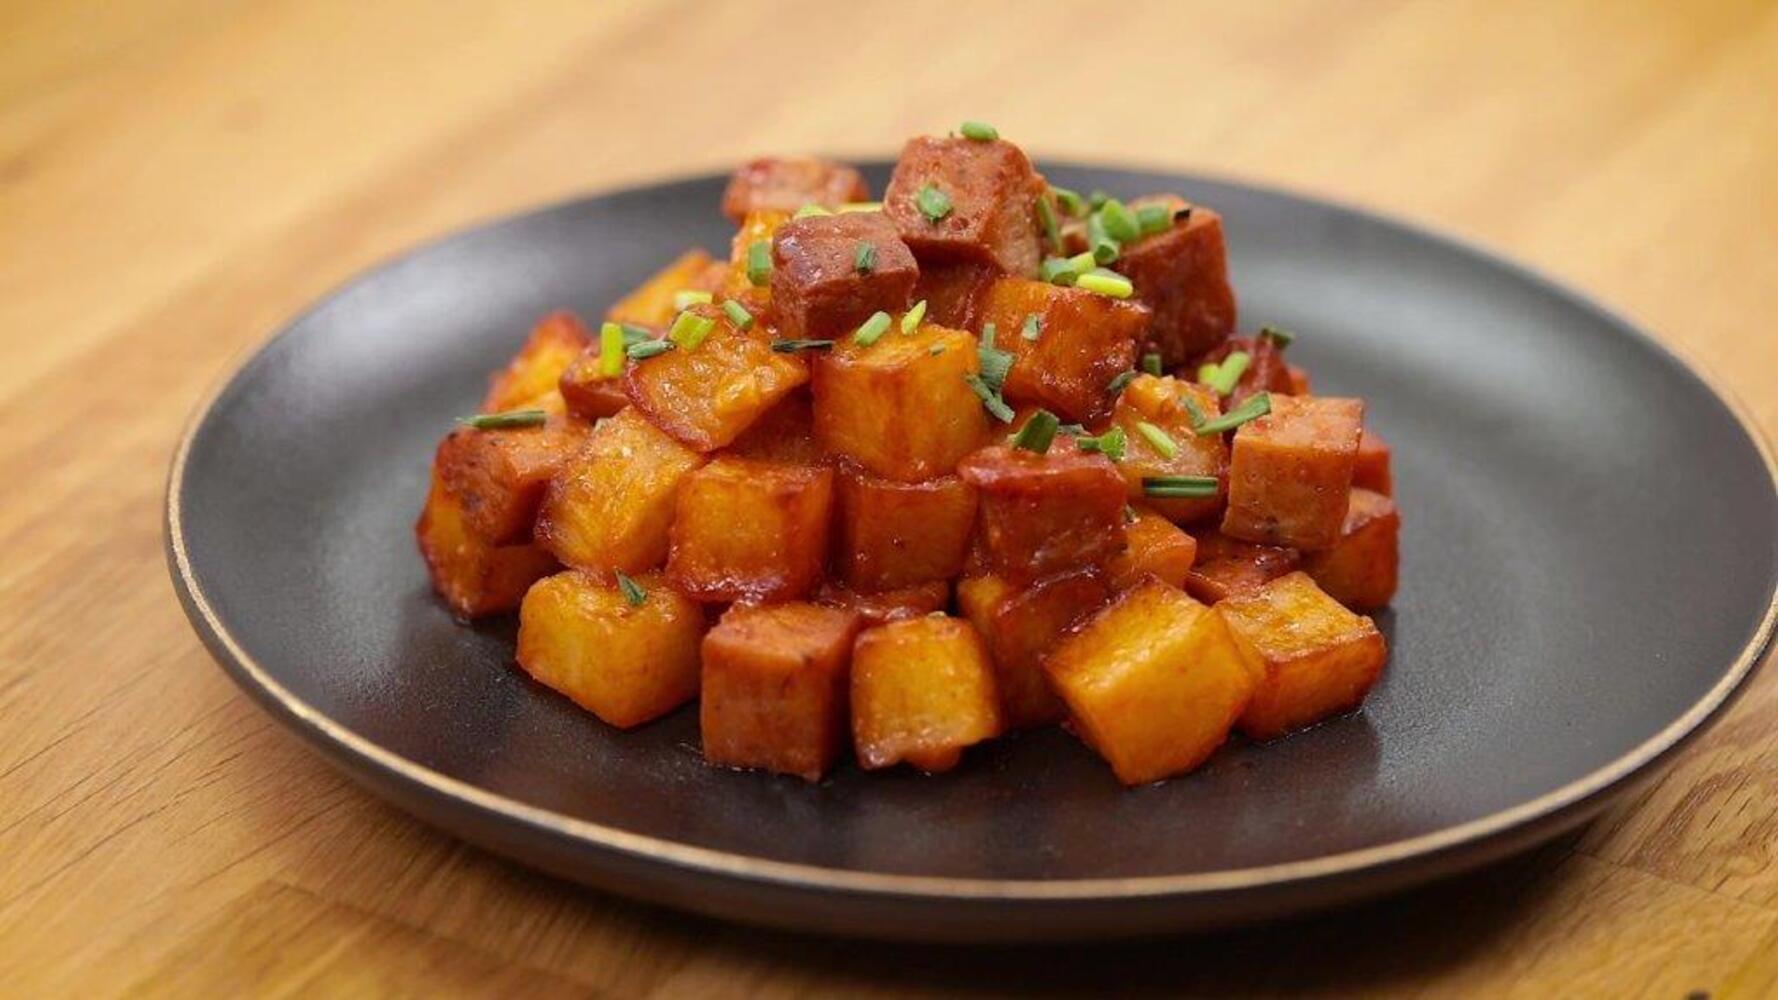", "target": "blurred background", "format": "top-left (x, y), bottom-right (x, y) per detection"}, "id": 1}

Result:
top-left (4, 1), bottom-right (1776, 995)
